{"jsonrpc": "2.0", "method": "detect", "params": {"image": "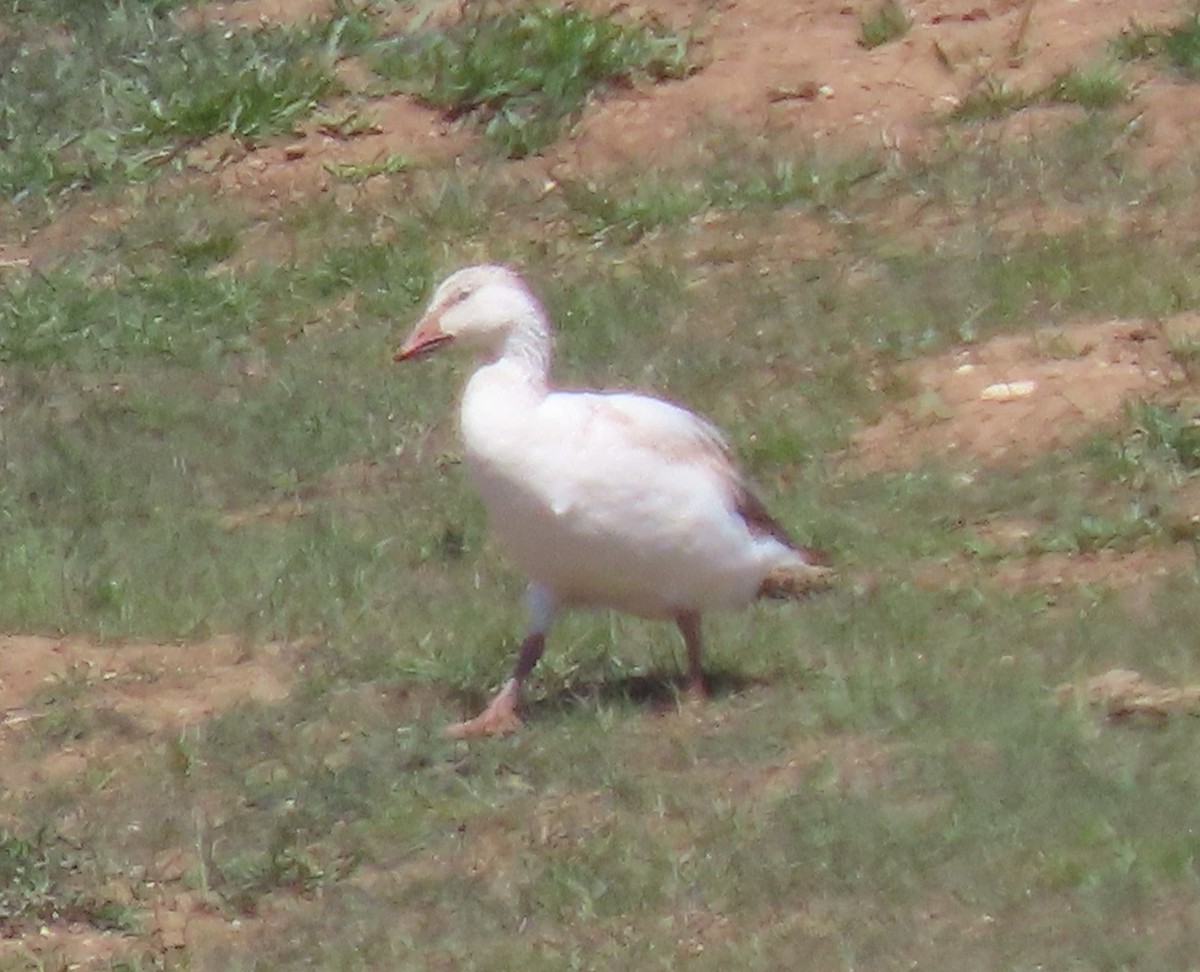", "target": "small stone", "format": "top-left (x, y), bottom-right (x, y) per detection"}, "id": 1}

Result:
top-left (980, 380), bottom-right (1036, 401)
